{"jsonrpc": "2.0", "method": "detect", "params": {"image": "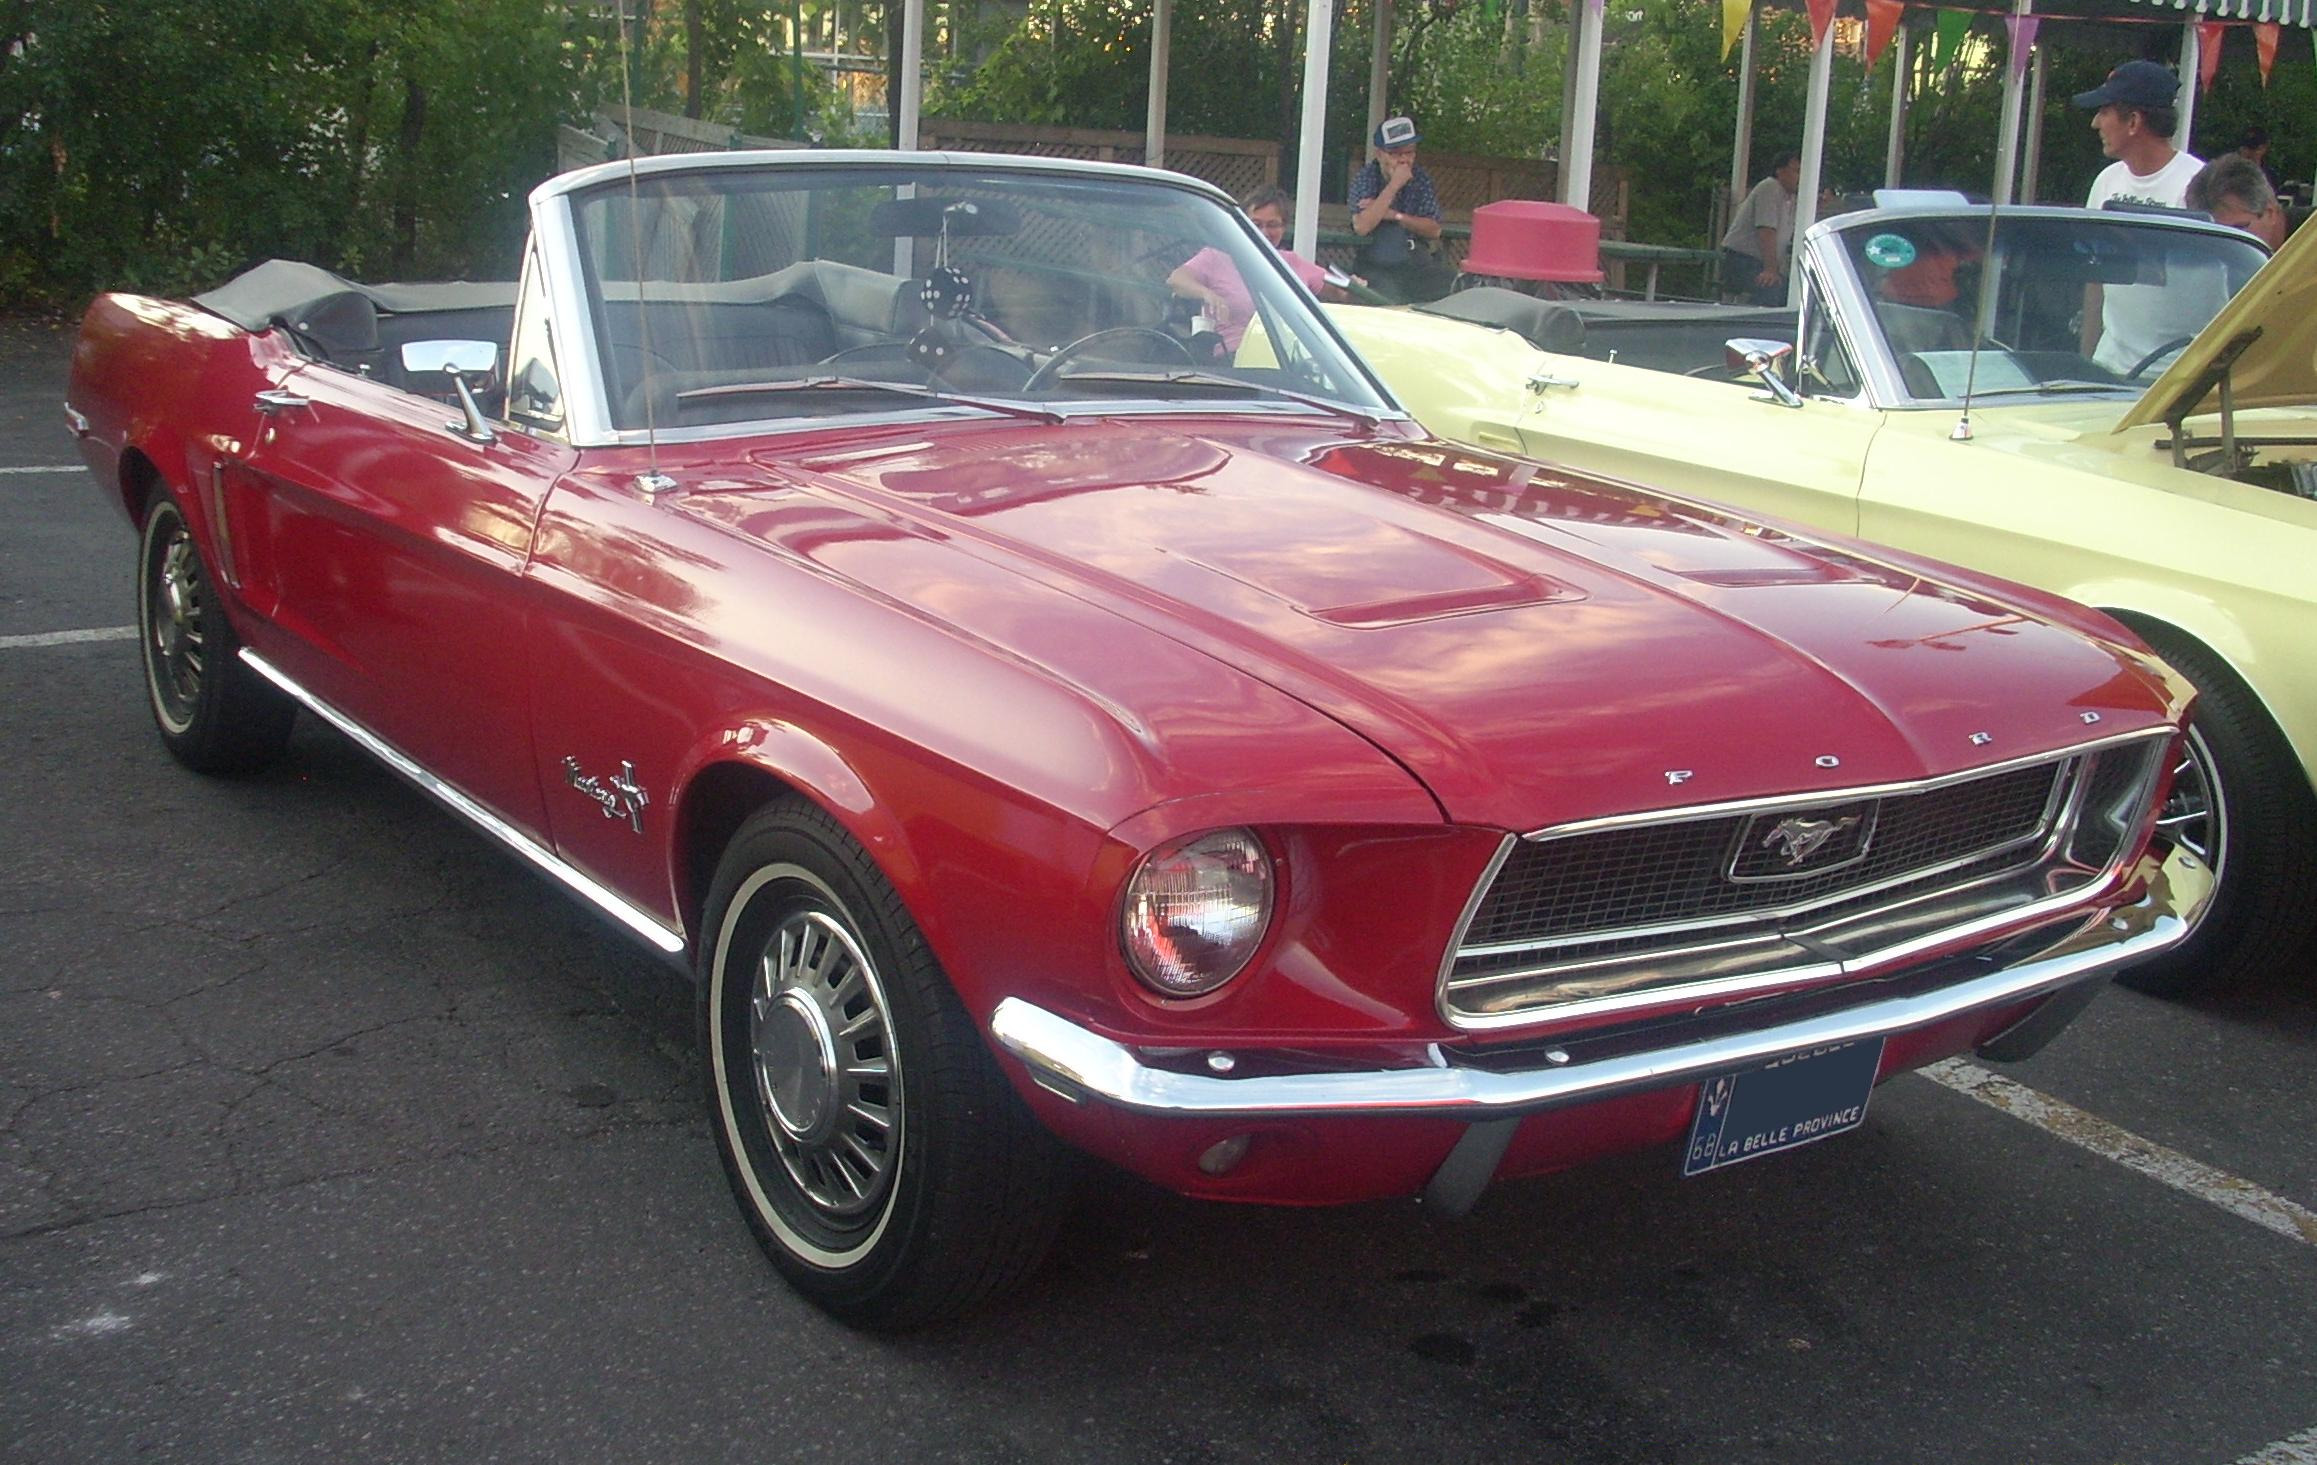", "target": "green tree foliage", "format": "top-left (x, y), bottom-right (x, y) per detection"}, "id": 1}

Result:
top-left (1, 0), bottom-right (592, 308)
top-left (597, 1), bottom-right (857, 143)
